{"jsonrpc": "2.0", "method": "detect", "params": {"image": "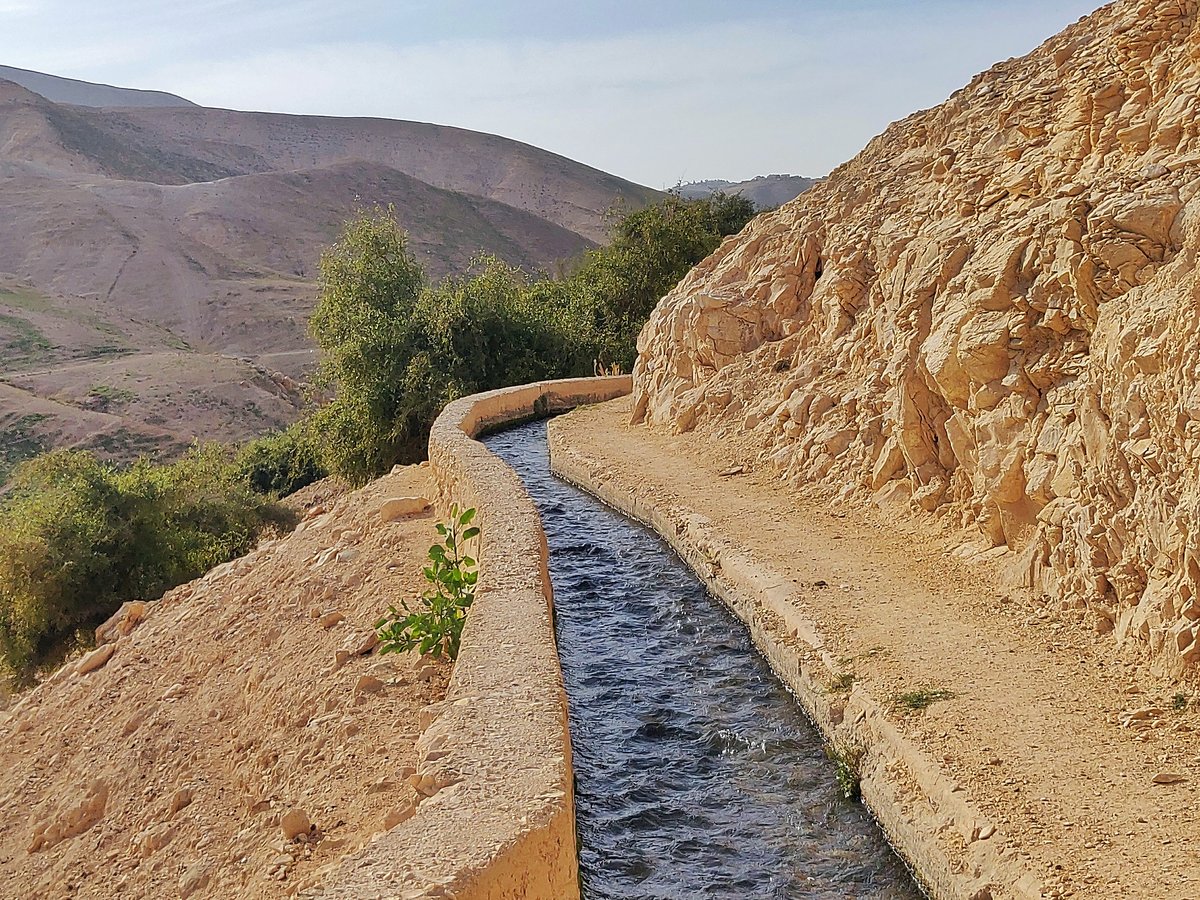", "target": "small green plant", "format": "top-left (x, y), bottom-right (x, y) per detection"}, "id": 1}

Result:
top-left (894, 686), bottom-right (955, 712)
top-left (830, 671), bottom-right (856, 692)
top-left (826, 742), bottom-right (866, 800)
top-left (1172, 692), bottom-right (1189, 712)
top-left (87, 384), bottom-right (135, 406)
top-left (376, 505), bottom-right (479, 660)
